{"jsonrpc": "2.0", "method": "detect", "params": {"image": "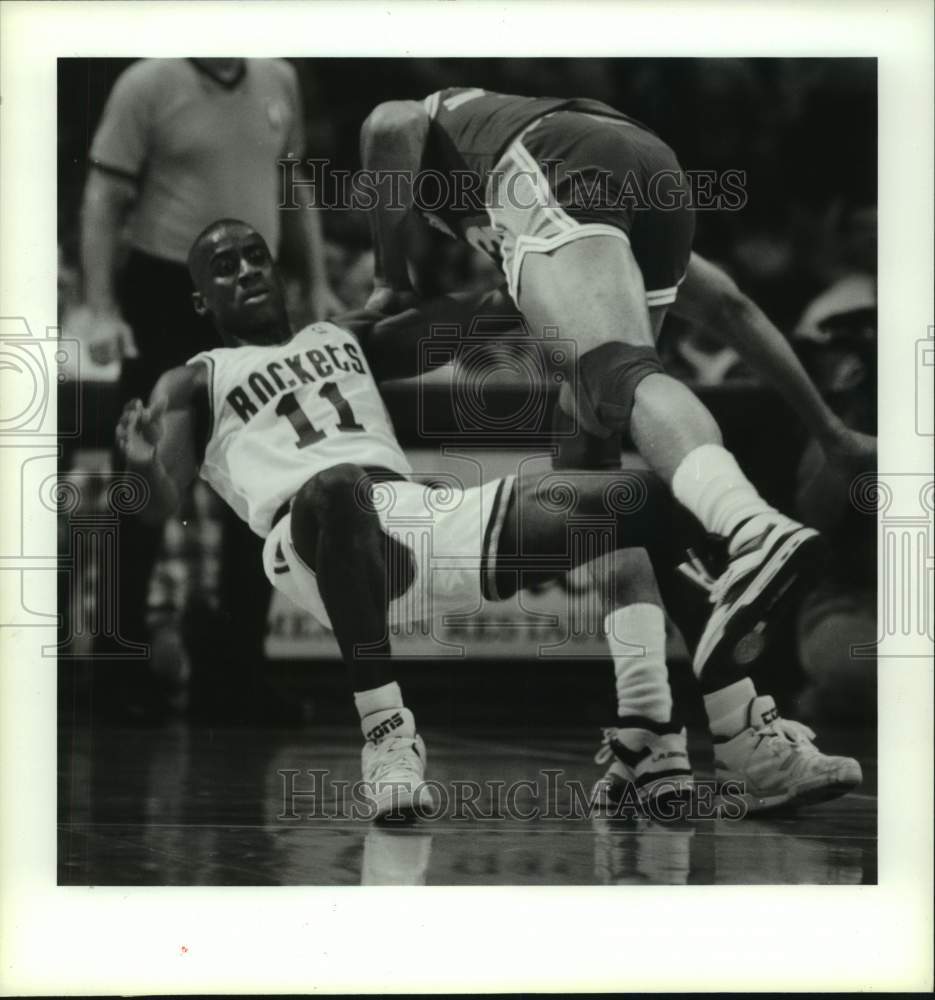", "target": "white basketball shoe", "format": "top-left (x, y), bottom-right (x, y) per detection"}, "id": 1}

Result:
top-left (360, 707), bottom-right (435, 820)
top-left (714, 695), bottom-right (863, 813)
